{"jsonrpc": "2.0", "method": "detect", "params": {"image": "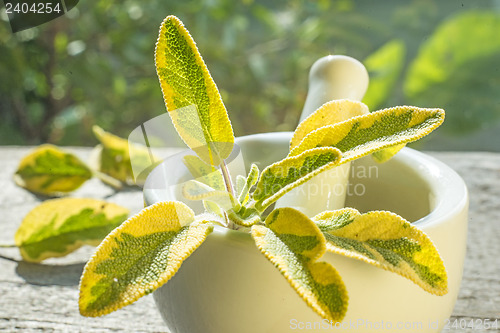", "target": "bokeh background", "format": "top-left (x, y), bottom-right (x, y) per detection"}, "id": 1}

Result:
top-left (1, 0), bottom-right (499, 151)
